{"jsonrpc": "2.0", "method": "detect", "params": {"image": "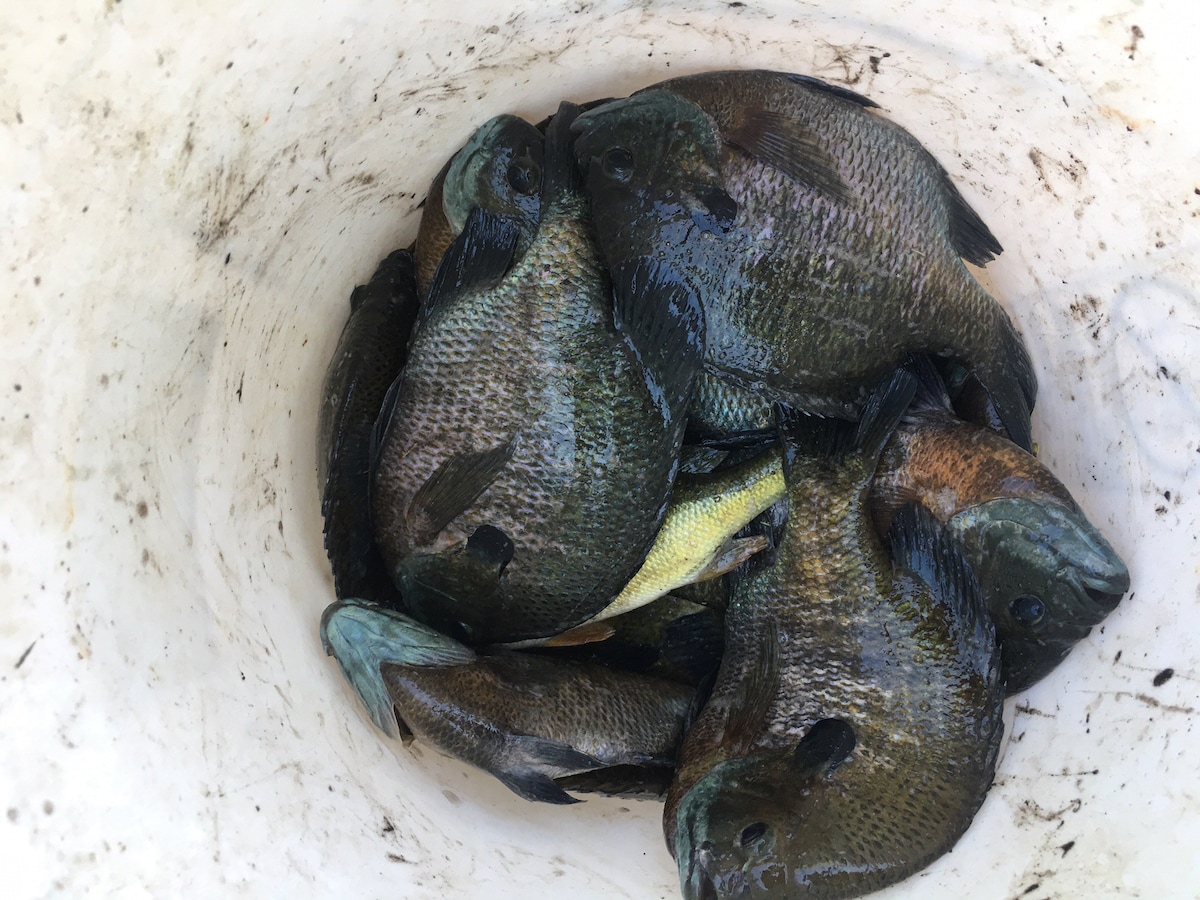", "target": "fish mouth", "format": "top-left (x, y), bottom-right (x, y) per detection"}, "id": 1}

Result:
top-left (1077, 568), bottom-right (1130, 614)
top-left (685, 842), bottom-right (726, 900)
